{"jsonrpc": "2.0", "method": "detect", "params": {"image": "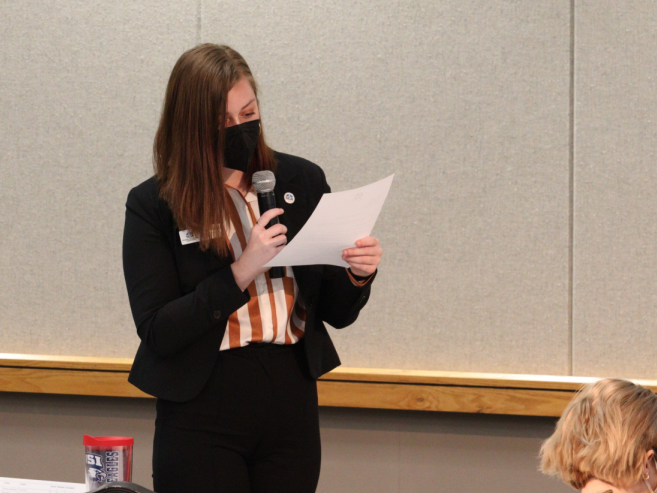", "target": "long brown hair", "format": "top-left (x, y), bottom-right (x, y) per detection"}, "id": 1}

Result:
top-left (154, 43), bottom-right (275, 255)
